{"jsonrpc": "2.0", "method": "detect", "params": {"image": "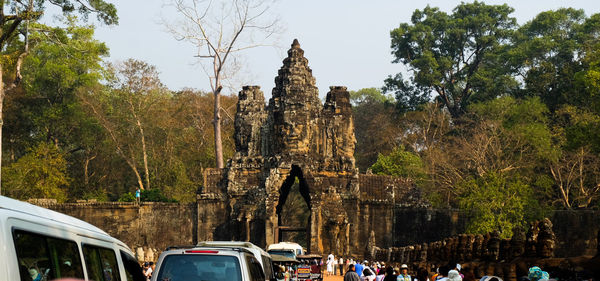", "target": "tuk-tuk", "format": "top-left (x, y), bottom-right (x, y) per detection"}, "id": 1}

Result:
top-left (295, 254), bottom-right (323, 281)
top-left (271, 254), bottom-right (299, 281)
